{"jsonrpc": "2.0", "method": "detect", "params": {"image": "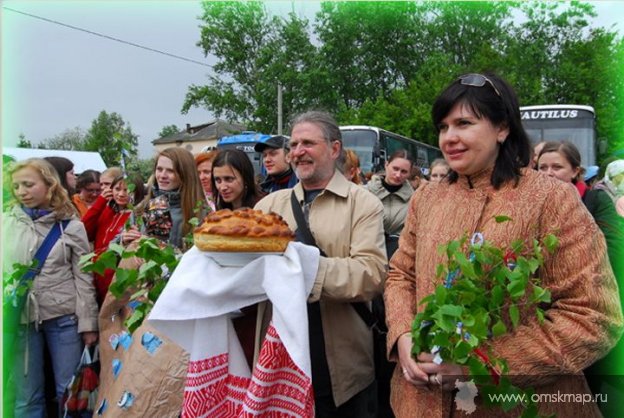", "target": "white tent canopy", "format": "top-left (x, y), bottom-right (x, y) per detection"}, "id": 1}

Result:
top-left (3, 147), bottom-right (107, 173)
